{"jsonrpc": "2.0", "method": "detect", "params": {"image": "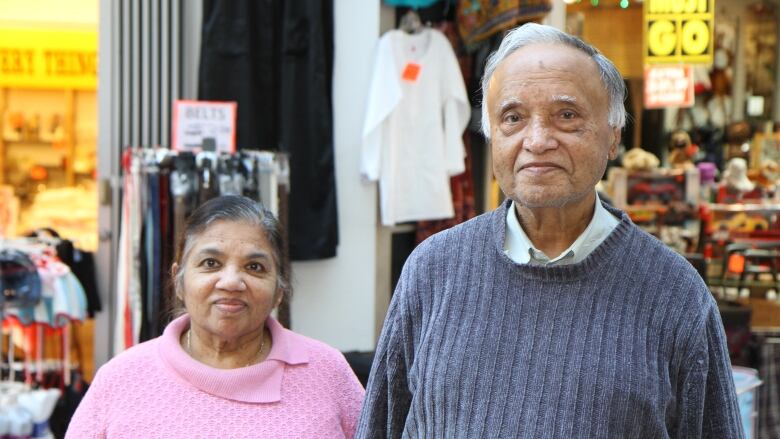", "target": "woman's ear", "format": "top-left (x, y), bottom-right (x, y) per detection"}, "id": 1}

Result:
top-left (171, 263), bottom-right (181, 300)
